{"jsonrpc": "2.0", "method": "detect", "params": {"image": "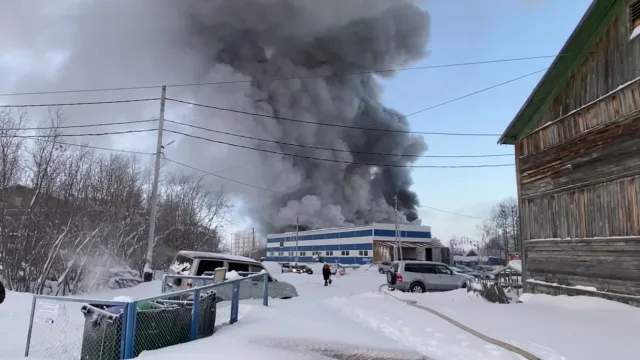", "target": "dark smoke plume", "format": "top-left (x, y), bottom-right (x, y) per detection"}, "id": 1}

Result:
top-left (1, 0), bottom-right (430, 234)
top-left (184, 0), bottom-right (430, 233)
